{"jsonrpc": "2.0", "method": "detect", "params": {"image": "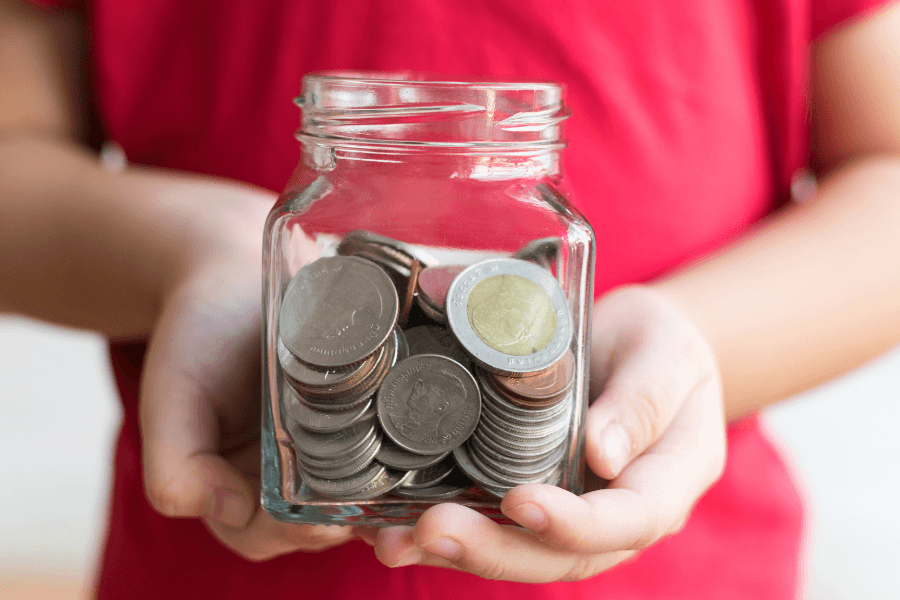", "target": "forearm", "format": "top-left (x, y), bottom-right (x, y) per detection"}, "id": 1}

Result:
top-left (0, 135), bottom-right (272, 338)
top-left (653, 155), bottom-right (900, 420)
